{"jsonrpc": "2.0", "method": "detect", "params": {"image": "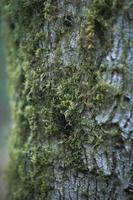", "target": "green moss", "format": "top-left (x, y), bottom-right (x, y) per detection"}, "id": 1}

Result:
top-left (83, 0), bottom-right (122, 51)
top-left (1, 0), bottom-right (125, 199)
top-left (80, 191), bottom-right (90, 198)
